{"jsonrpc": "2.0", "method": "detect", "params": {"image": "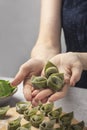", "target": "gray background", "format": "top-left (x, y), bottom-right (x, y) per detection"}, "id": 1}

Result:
top-left (0, 0), bottom-right (66, 77)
